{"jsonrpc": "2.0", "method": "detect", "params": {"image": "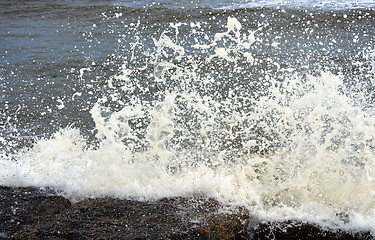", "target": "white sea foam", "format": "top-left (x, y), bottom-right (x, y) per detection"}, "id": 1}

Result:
top-left (1, 17), bottom-right (375, 234)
